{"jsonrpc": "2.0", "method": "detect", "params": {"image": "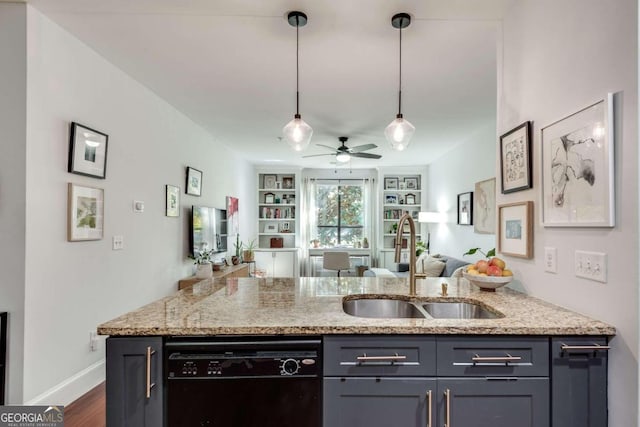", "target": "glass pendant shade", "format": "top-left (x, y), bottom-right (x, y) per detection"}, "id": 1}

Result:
top-left (335, 152), bottom-right (351, 163)
top-left (283, 114), bottom-right (313, 151)
top-left (385, 114), bottom-right (415, 151)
